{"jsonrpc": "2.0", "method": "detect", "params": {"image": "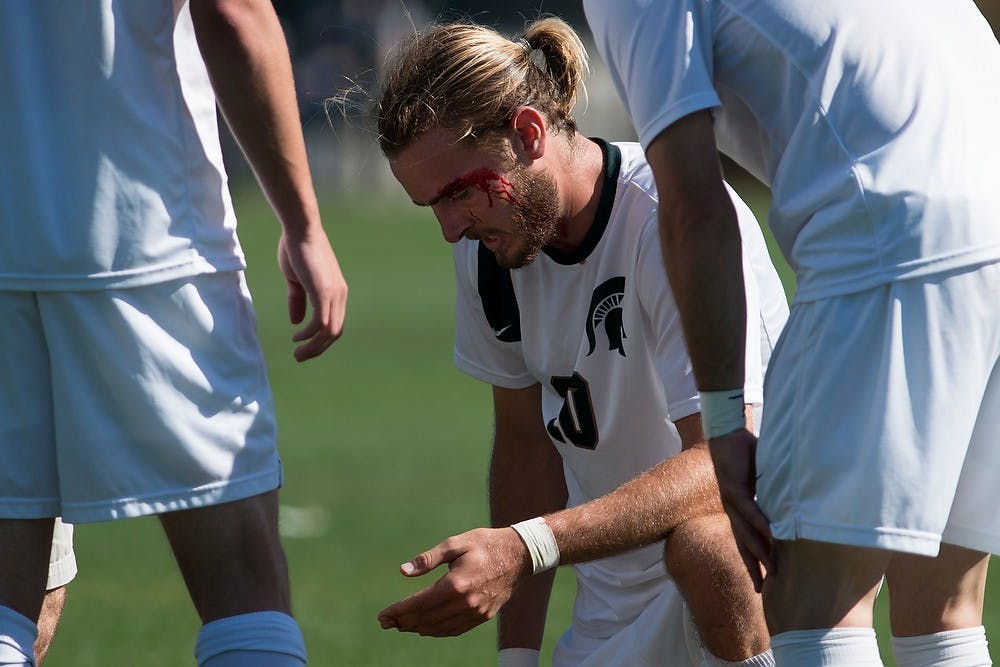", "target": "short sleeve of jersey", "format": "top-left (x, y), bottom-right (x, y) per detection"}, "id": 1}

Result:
top-left (452, 241), bottom-right (536, 389)
top-left (585, 0), bottom-right (720, 149)
top-left (634, 221), bottom-right (701, 422)
top-left (634, 187), bottom-right (774, 421)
